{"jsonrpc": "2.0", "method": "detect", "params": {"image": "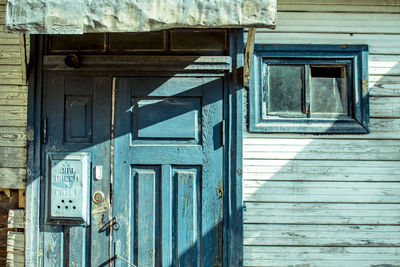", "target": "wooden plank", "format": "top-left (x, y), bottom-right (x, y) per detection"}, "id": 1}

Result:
top-left (244, 246), bottom-right (400, 266)
top-left (0, 78), bottom-right (23, 85)
top-left (278, 0), bottom-right (400, 6)
top-left (369, 57), bottom-right (400, 76)
top-left (243, 171), bottom-right (400, 182)
top-left (0, 126), bottom-right (26, 147)
top-left (243, 181), bottom-right (400, 203)
top-left (0, 106), bottom-right (26, 127)
top-left (370, 66), bottom-right (400, 76)
top-left (243, 159), bottom-right (400, 181)
top-left (244, 28), bottom-right (256, 87)
top-left (243, 150), bottom-right (400, 160)
top-left (0, 51), bottom-right (21, 65)
top-left (7, 210), bottom-right (24, 229)
top-left (244, 118), bottom-right (400, 139)
top-left (0, 33), bottom-right (19, 40)
top-left (18, 34), bottom-right (26, 85)
top-left (244, 224), bottom-right (400, 246)
top-left (277, 0), bottom-right (400, 13)
top-left (0, 147), bottom-right (26, 168)
top-left (0, 168), bottom-right (26, 189)
top-left (0, 69), bottom-right (23, 82)
top-left (6, 253), bottom-right (24, 266)
top-left (0, 10), bottom-right (4, 23)
top-left (0, 45), bottom-right (20, 53)
top-left (17, 190), bottom-right (24, 209)
top-left (273, 12), bottom-right (400, 34)
top-left (6, 231), bottom-right (24, 253)
top-left (370, 77), bottom-right (400, 97)
top-left (244, 137), bottom-right (400, 147)
top-left (244, 202), bottom-right (400, 224)
top-left (0, 65), bottom-right (22, 72)
top-left (0, 86), bottom-right (28, 105)
top-left (370, 96), bottom-right (400, 118)
top-left (252, 32), bottom-right (400, 55)
top-left (6, 231), bottom-right (24, 267)
top-left (243, 139), bottom-right (400, 160)
top-left (0, 37), bottom-right (19, 46)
